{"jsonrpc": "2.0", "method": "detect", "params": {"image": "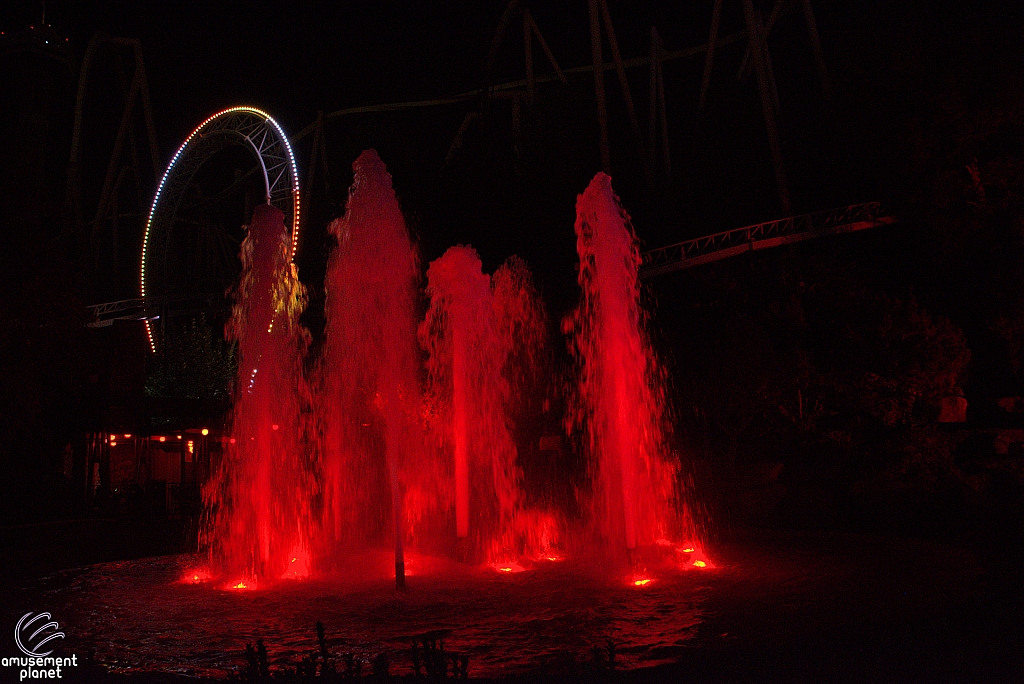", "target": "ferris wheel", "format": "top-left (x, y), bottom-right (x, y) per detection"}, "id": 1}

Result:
top-left (139, 106), bottom-right (301, 352)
